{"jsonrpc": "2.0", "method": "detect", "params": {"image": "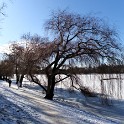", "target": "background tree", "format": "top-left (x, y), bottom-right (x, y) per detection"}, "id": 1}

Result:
top-left (8, 43), bottom-right (24, 87)
top-left (21, 34), bottom-right (55, 91)
top-left (0, 1), bottom-right (7, 80)
top-left (0, 57), bottom-right (14, 81)
top-left (9, 35), bottom-right (53, 89)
